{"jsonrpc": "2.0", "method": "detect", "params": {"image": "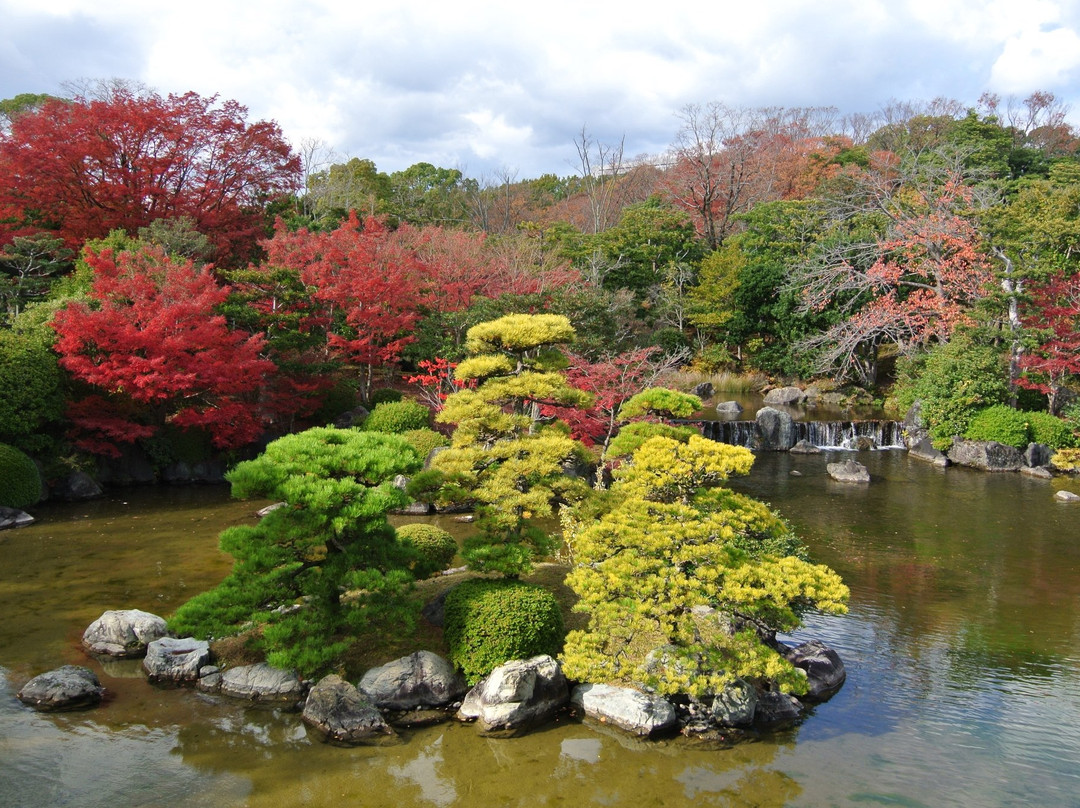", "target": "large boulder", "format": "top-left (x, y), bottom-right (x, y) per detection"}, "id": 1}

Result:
top-left (947, 439), bottom-right (1023, 472)
top-left (827, 459), bottom-right (870, 483)
top-left (0, 506), bottom-right (34, 530)
top-left (302, 674), bottom-right (398, 745)
top-left (143, 637), bottom-right (210, 684)
top-left (214, 663), bottom-right (306, 705)
top-left (763, 386), bottom-right (806, 405)
top-left (908, 437), bottom-right (949, 467)
top-left (784, 639), bottom-right (846, 702)
top-left (692, 382), bottom-right (714, 400)
top-left (714, 400), bottom-right (744, 415)
top-left (570, 683), bottom-right (678, 738)
top-left (756, 407), bottom-right (797, 451)
top-left (82, 609), bottom-right (170, 658)
top-left (359, 651), bottom-right (467, 710)
top-left (1024, 443), bottom-right (1053, 468)
top-left (50, 470), bottom-right (103, 501)
top-left (903, 401), bottom-right (930, 449)
top-left (17, 665), bottom-right (104, 711)
top-left (457, 655), bottom-right (569, 737)
top-left (754, 690), bottom-right (804, 727)
top-left (708, 678), bottom-right (758, 727)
